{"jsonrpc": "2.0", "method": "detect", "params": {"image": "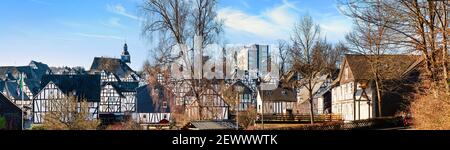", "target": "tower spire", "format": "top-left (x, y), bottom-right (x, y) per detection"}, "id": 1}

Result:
top-left (121, 42), bottom-right (131, 64)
